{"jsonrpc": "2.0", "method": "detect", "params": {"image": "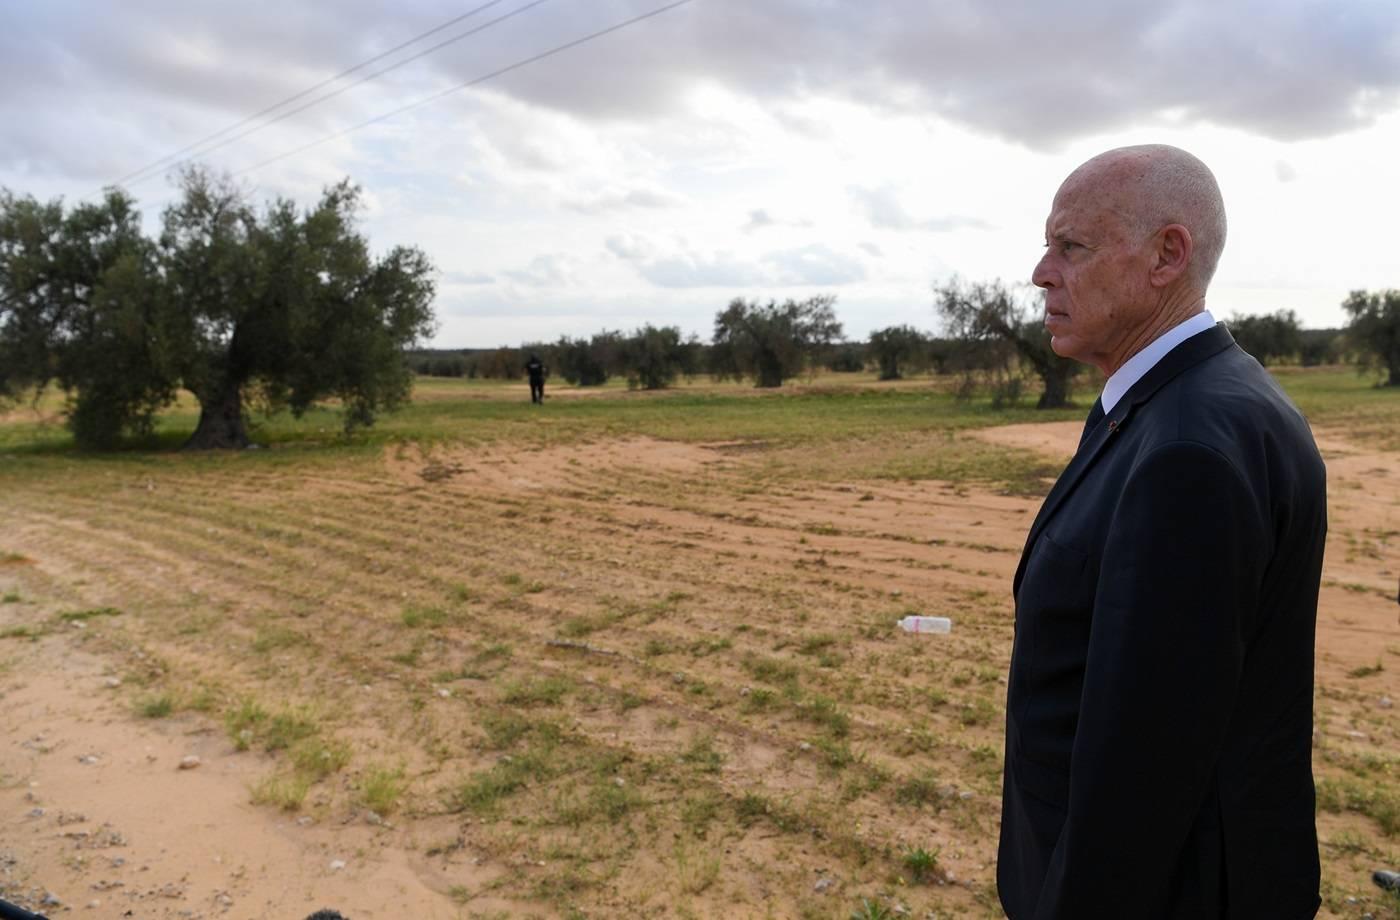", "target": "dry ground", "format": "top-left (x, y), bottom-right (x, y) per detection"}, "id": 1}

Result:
top-left (0, 414), bottom-right (1395, 918)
